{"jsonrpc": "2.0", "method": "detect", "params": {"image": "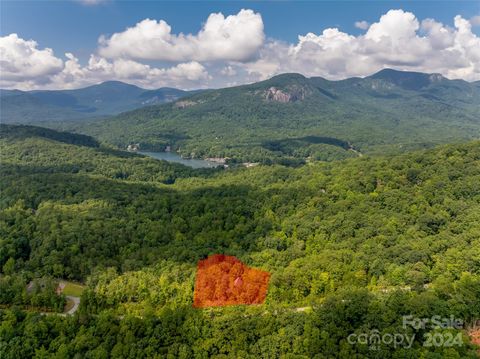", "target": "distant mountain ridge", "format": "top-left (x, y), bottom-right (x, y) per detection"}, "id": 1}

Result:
top-left (72, 68), bottom-right (479, 162)
top-left (367, 68), bottom-right (445, 90)
top-left (0, 81), bottom-right (197, 123)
